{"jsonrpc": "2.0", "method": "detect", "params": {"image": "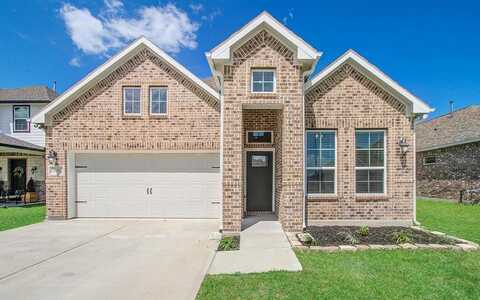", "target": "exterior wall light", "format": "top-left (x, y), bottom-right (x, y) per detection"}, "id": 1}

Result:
top-left (399, 138), bottom-right (409, 154)
top-left (47, 150), bottom-right (58, 165)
